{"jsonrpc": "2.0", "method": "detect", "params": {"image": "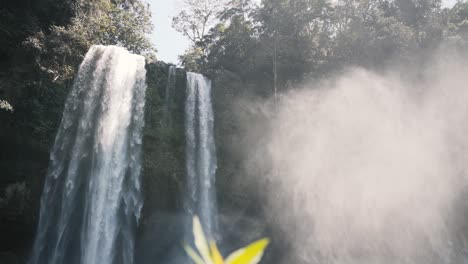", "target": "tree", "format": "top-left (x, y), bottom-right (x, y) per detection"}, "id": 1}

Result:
top-left (206, 17), bottom-right (257, 75)
top-left (203, 0), bottom-right (258, 75)
top-left (172, 0), bottom-right (229, 71)
top-left (256, 0), bottom-right (333, 91)
top-left (22, 0), bottom-right (155, 85)
top-left (173, 0), bottom-right (227, 44)
top-left (173, 0), bottom-right (460, 99)
top-left (329, 0), bottom-right (417, 68)
top-left (445, 1), bottom-right (468, 45)
top-left (178, 46), bottom-right (205, 72)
